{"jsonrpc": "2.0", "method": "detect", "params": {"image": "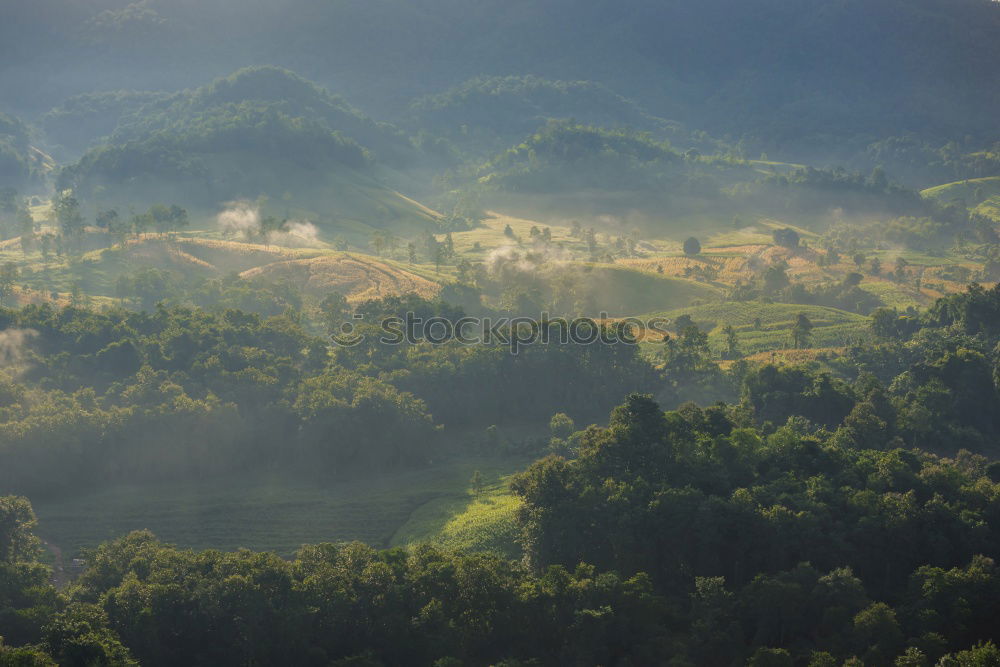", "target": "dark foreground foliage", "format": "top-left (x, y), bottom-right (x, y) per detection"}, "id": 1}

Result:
top-left (5, 388), bottom-right (1000, 665)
